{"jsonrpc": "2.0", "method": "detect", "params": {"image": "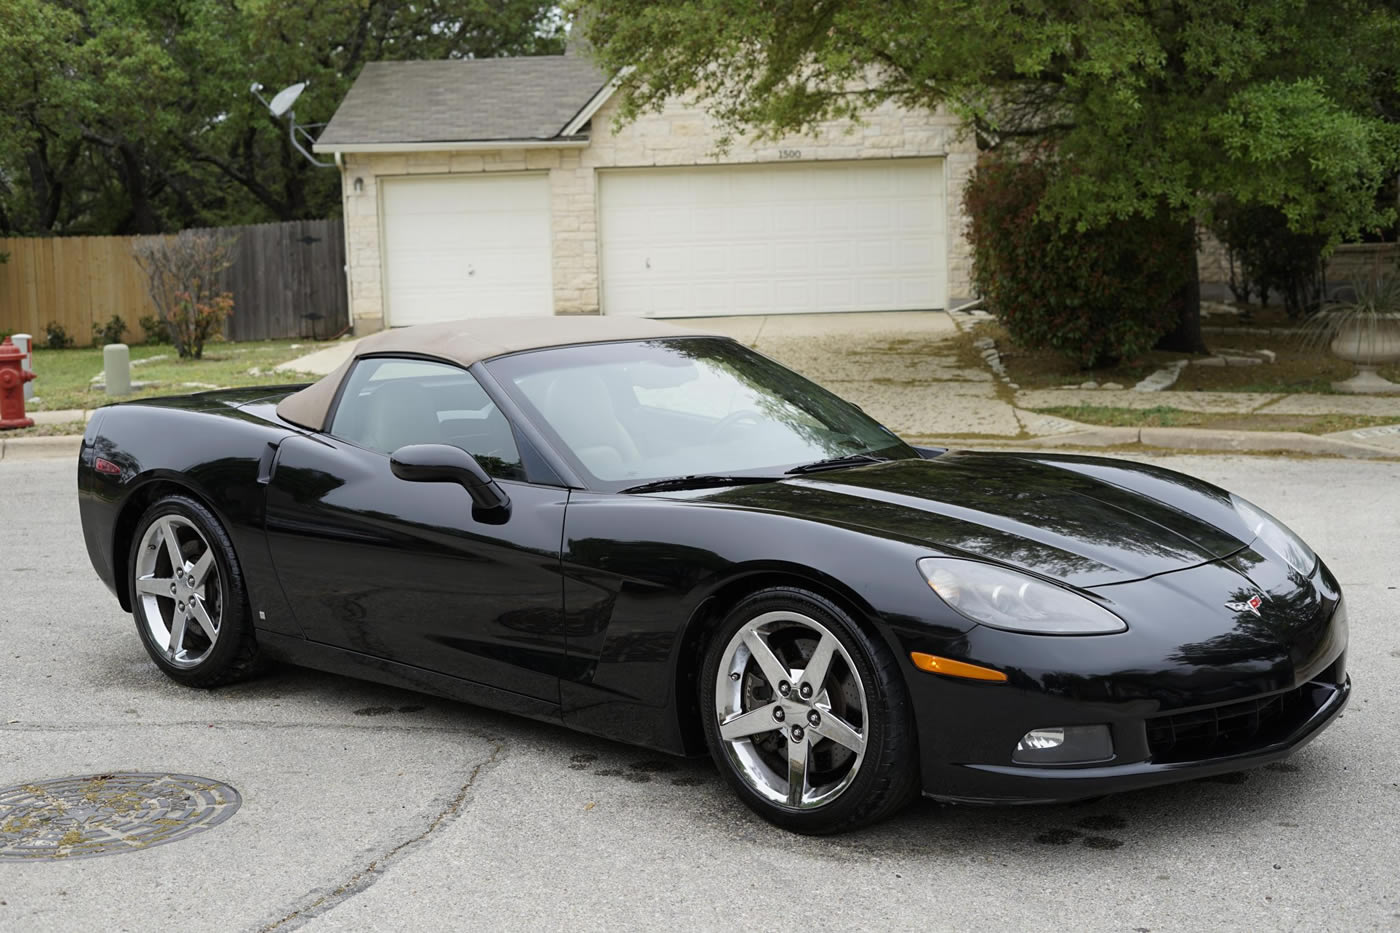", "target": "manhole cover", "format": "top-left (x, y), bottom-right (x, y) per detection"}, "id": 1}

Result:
top-left (0, 773), bottom-right (240, 861)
